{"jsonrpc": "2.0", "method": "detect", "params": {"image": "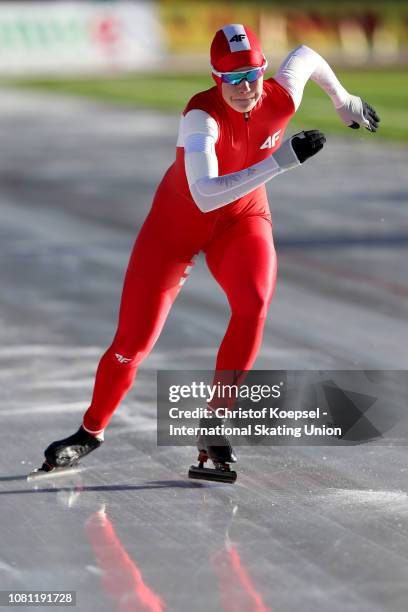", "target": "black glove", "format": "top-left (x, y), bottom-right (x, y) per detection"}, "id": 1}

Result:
top-left (349, 100), bottom-right (380, 132)
top-left (336, 95), bottom-right (380, 132)
top-left (291, 130), bottom-right (326, 163)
